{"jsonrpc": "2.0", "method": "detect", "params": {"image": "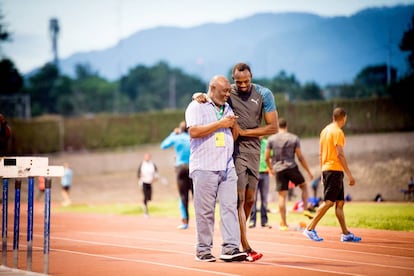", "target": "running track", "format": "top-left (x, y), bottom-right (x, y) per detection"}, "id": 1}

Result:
top-left (1, 208), bottom-right (414, 275)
